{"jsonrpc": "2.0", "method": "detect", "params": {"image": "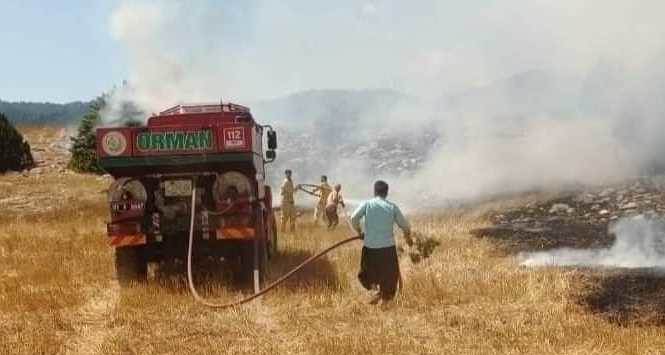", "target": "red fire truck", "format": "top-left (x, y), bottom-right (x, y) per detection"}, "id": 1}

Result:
top-left (96, 103), bottom-right (278, 287)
